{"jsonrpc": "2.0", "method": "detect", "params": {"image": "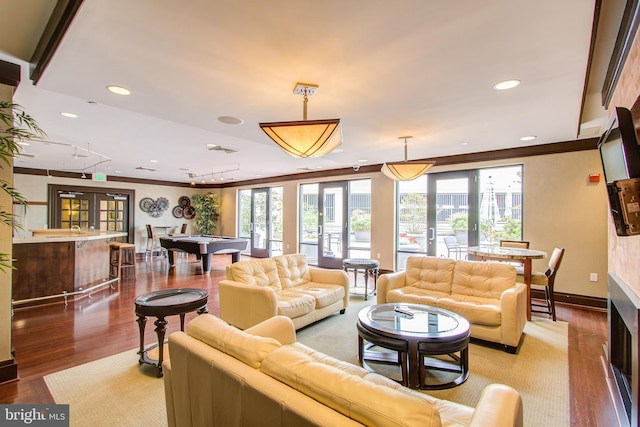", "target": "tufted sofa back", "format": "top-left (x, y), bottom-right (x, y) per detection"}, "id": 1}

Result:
top-left (274, 254), bottom-right (312, 289)
top-left (405, 256), bottom-right (456, 293)
top-left (452, 260), bottom-right (517, 299)
top-left (226, 258), bottom-right (282, 290)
